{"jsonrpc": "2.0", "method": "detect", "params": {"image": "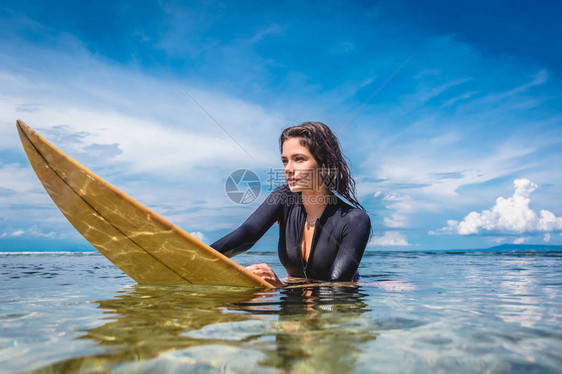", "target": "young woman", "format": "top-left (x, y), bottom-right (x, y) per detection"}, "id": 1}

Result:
top-left (211, 122), bottom-right (371, 286)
